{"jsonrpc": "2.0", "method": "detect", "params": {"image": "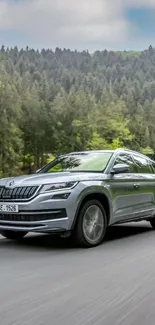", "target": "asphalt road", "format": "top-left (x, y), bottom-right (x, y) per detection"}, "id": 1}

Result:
top-left (0, 222), bottom-right (155, 325)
